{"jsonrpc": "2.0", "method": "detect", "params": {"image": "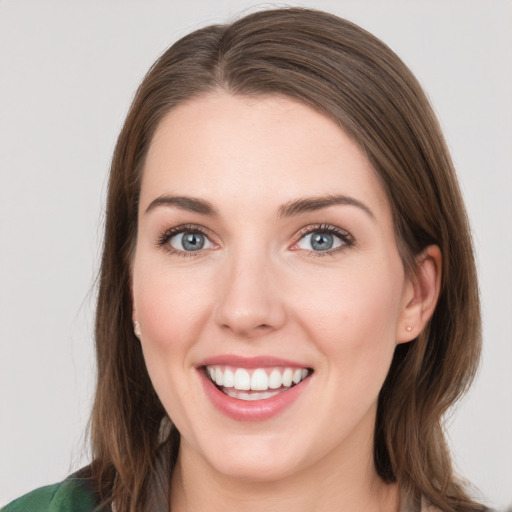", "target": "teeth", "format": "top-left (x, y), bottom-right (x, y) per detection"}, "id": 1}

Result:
top-left (234, 368), bottom-right (251, 390)
top-left (205, 364), bottom-right (310, 392)
top-left (223, 388), bottom-right (287, 400)
top-left (223, 368), bottom-right (234, 387)
top-left (214, 367), bottom-right (223, 386)
top-left (269, 369), bottom-right (282, 389)
top-left (292, 368), bottom-right (302, 384)
top-left (282, 368), bottom-right (293, 387)
top-left (251, 369), bottom-right (269, 391)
